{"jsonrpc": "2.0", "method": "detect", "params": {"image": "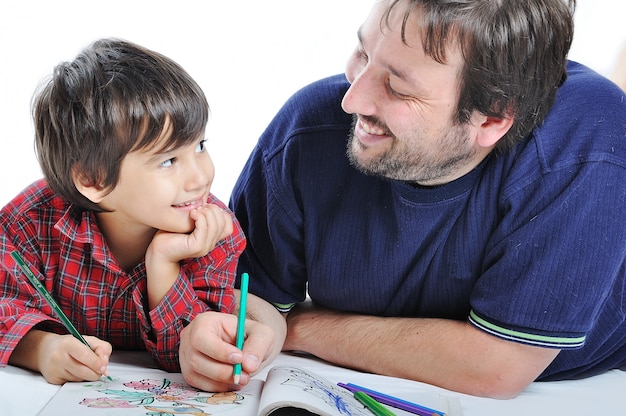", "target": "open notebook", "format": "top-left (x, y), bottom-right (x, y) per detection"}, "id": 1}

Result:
top-left (39, 365), bottom-right (462, 415)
